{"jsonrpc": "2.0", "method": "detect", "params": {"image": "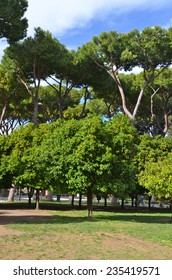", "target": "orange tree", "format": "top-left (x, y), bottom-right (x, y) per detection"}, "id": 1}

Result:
top-left (136, 134), bottom-right (172, 201)
top-left (0, 123), bottom-right (48, 207)
top-left (37, 114), bottom-right (138, 217)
